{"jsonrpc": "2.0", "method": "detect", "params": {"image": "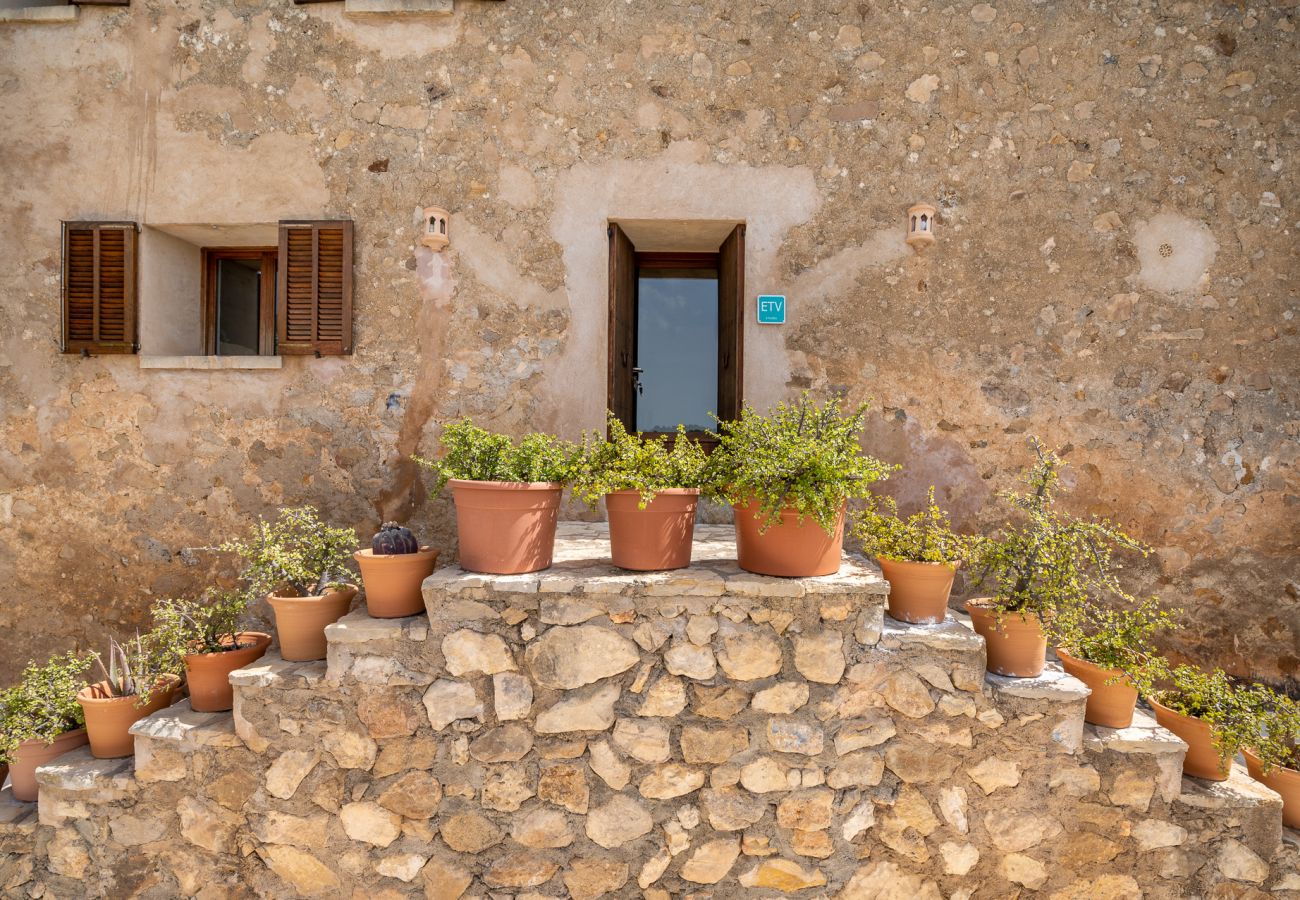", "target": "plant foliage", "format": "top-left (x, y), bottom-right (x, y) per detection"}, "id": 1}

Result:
top-left (149, 590), bottom-right (253, 664)
top-left (87, 632), bottom-right (181, 706)
top-left (1054, 598), bottom-right (1177, 690)
top-left (706, 394), bottom-right (895, 532)
top-left (222, 506), bottom-right (357, 598)
top-left (1148, 665), bottom-right (1281, 767)
top-left (0, 652), bottom-right (91, 764)
top-left (852, 486), bottom-right (971, 564)
top-left (572, 413), bottom-right (708, 508)
top-left (1251, 690), bottom-right (1300, 774)
top-left (414, 420), bottom-right (577, 494)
